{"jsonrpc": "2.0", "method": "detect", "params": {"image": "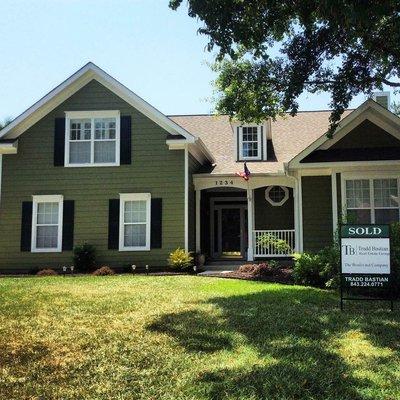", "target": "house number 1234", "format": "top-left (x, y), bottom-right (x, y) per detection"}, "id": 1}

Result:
top-left (215, 180), bottom-right (234, 186)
